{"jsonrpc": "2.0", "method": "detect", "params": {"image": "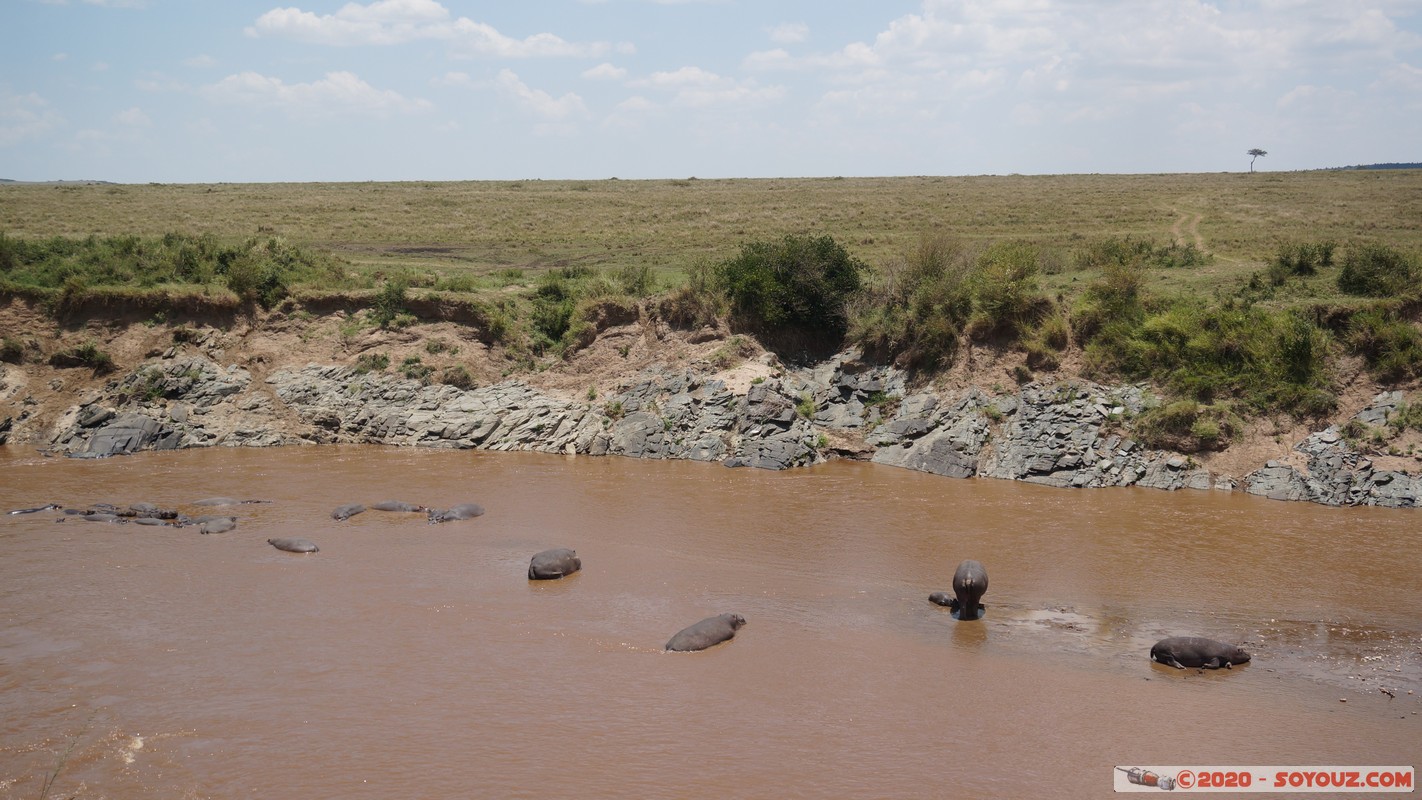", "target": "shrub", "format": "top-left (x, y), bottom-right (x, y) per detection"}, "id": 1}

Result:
top-left (371, 277), bottom-right (410, 328)
top-left (1346, 307), bottom-right (1422, 382)
top-left (718, 234), bottom-right (865, 336)
top-left (48, 341), bottom-right (114, 373)
top-left (848, 234), bottom-right (973, 371)
top-left (399, 356), bottom-right (433, 382)
top-left (1338, 243), bottom-right (1418, 297)
top-left (440, 365), bottom-right (475, 389)
top-left (1270, 241), bottom-right (1336, 284)
top-left (353, 352), bottom-right (390, 373)
top-left (965, 241), bottom-right (1052, 339)
top-left (0, 336), bottom-right (26, 364)
top-left (1132, 400), bottom-right (1243, 453)
top-left (1071, 236), bottom-right (1210, 275)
